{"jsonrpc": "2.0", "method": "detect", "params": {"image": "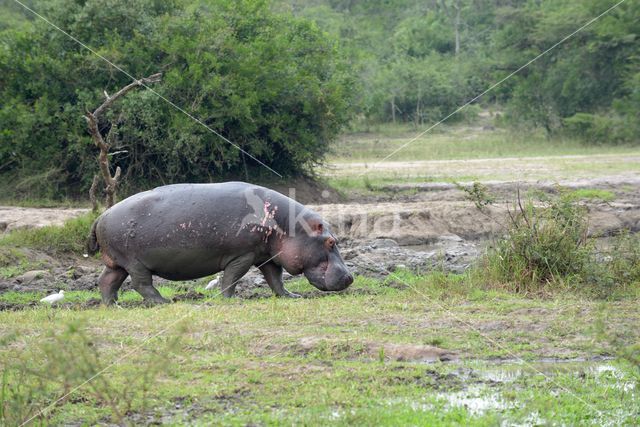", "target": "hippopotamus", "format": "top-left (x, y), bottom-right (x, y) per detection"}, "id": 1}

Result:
top-left (86, 182), bottom-right (353, 304)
